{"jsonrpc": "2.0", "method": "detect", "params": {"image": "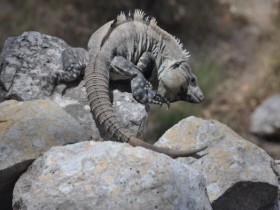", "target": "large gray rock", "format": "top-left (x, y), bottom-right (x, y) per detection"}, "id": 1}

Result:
top-left (250, 94), bottom-right (280, 139)
top-left (156, 116), bottom-right (279, 210)
top-left (0, 99), bottom-right (89, 210)
top-left (0, 31), bottom-right (88, 101)
top-left (13, 141), bottom-right (212, 210)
